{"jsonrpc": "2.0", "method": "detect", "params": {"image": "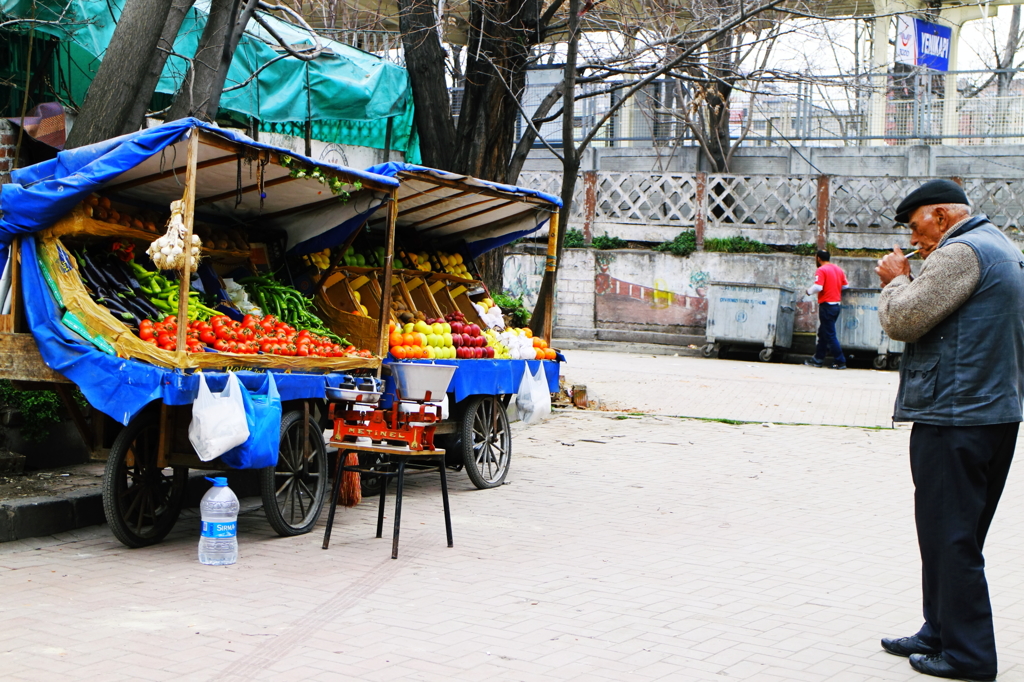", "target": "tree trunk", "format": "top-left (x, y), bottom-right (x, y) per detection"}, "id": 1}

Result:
top-left (65, 0), bottom-right (175, 148)
top-left (530, 0), bottom-right (579, 336)
top-left (205, 0), bottom-right (258, 117)
top-left (122, 0), bottom-right (197, 134)
top-left (165, 0), bottom-right (237, 122)
top-left (451, 0), bottom-right (534, 183)
top-left (398, 0), bottom-right (457, 170)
